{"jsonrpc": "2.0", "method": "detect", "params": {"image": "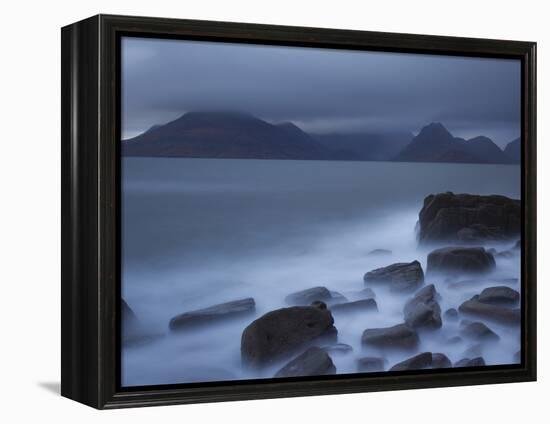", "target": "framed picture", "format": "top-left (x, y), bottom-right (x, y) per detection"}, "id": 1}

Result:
top-left (61, 14), bottom-right (536, 409)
